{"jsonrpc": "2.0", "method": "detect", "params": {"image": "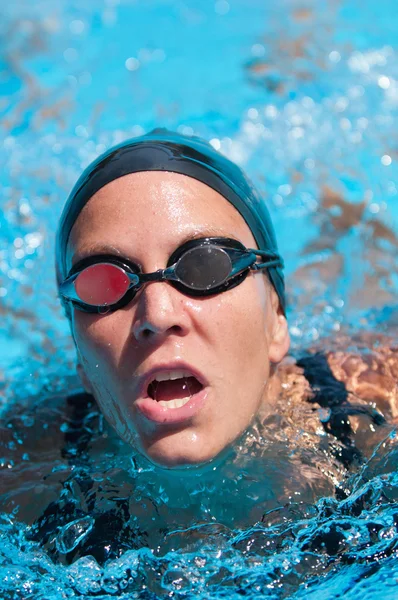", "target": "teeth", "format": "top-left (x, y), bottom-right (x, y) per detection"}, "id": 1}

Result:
top-left (158, 397), bottom-right (191, 409)
top-left (153, 369), bottom-right (191, 382)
